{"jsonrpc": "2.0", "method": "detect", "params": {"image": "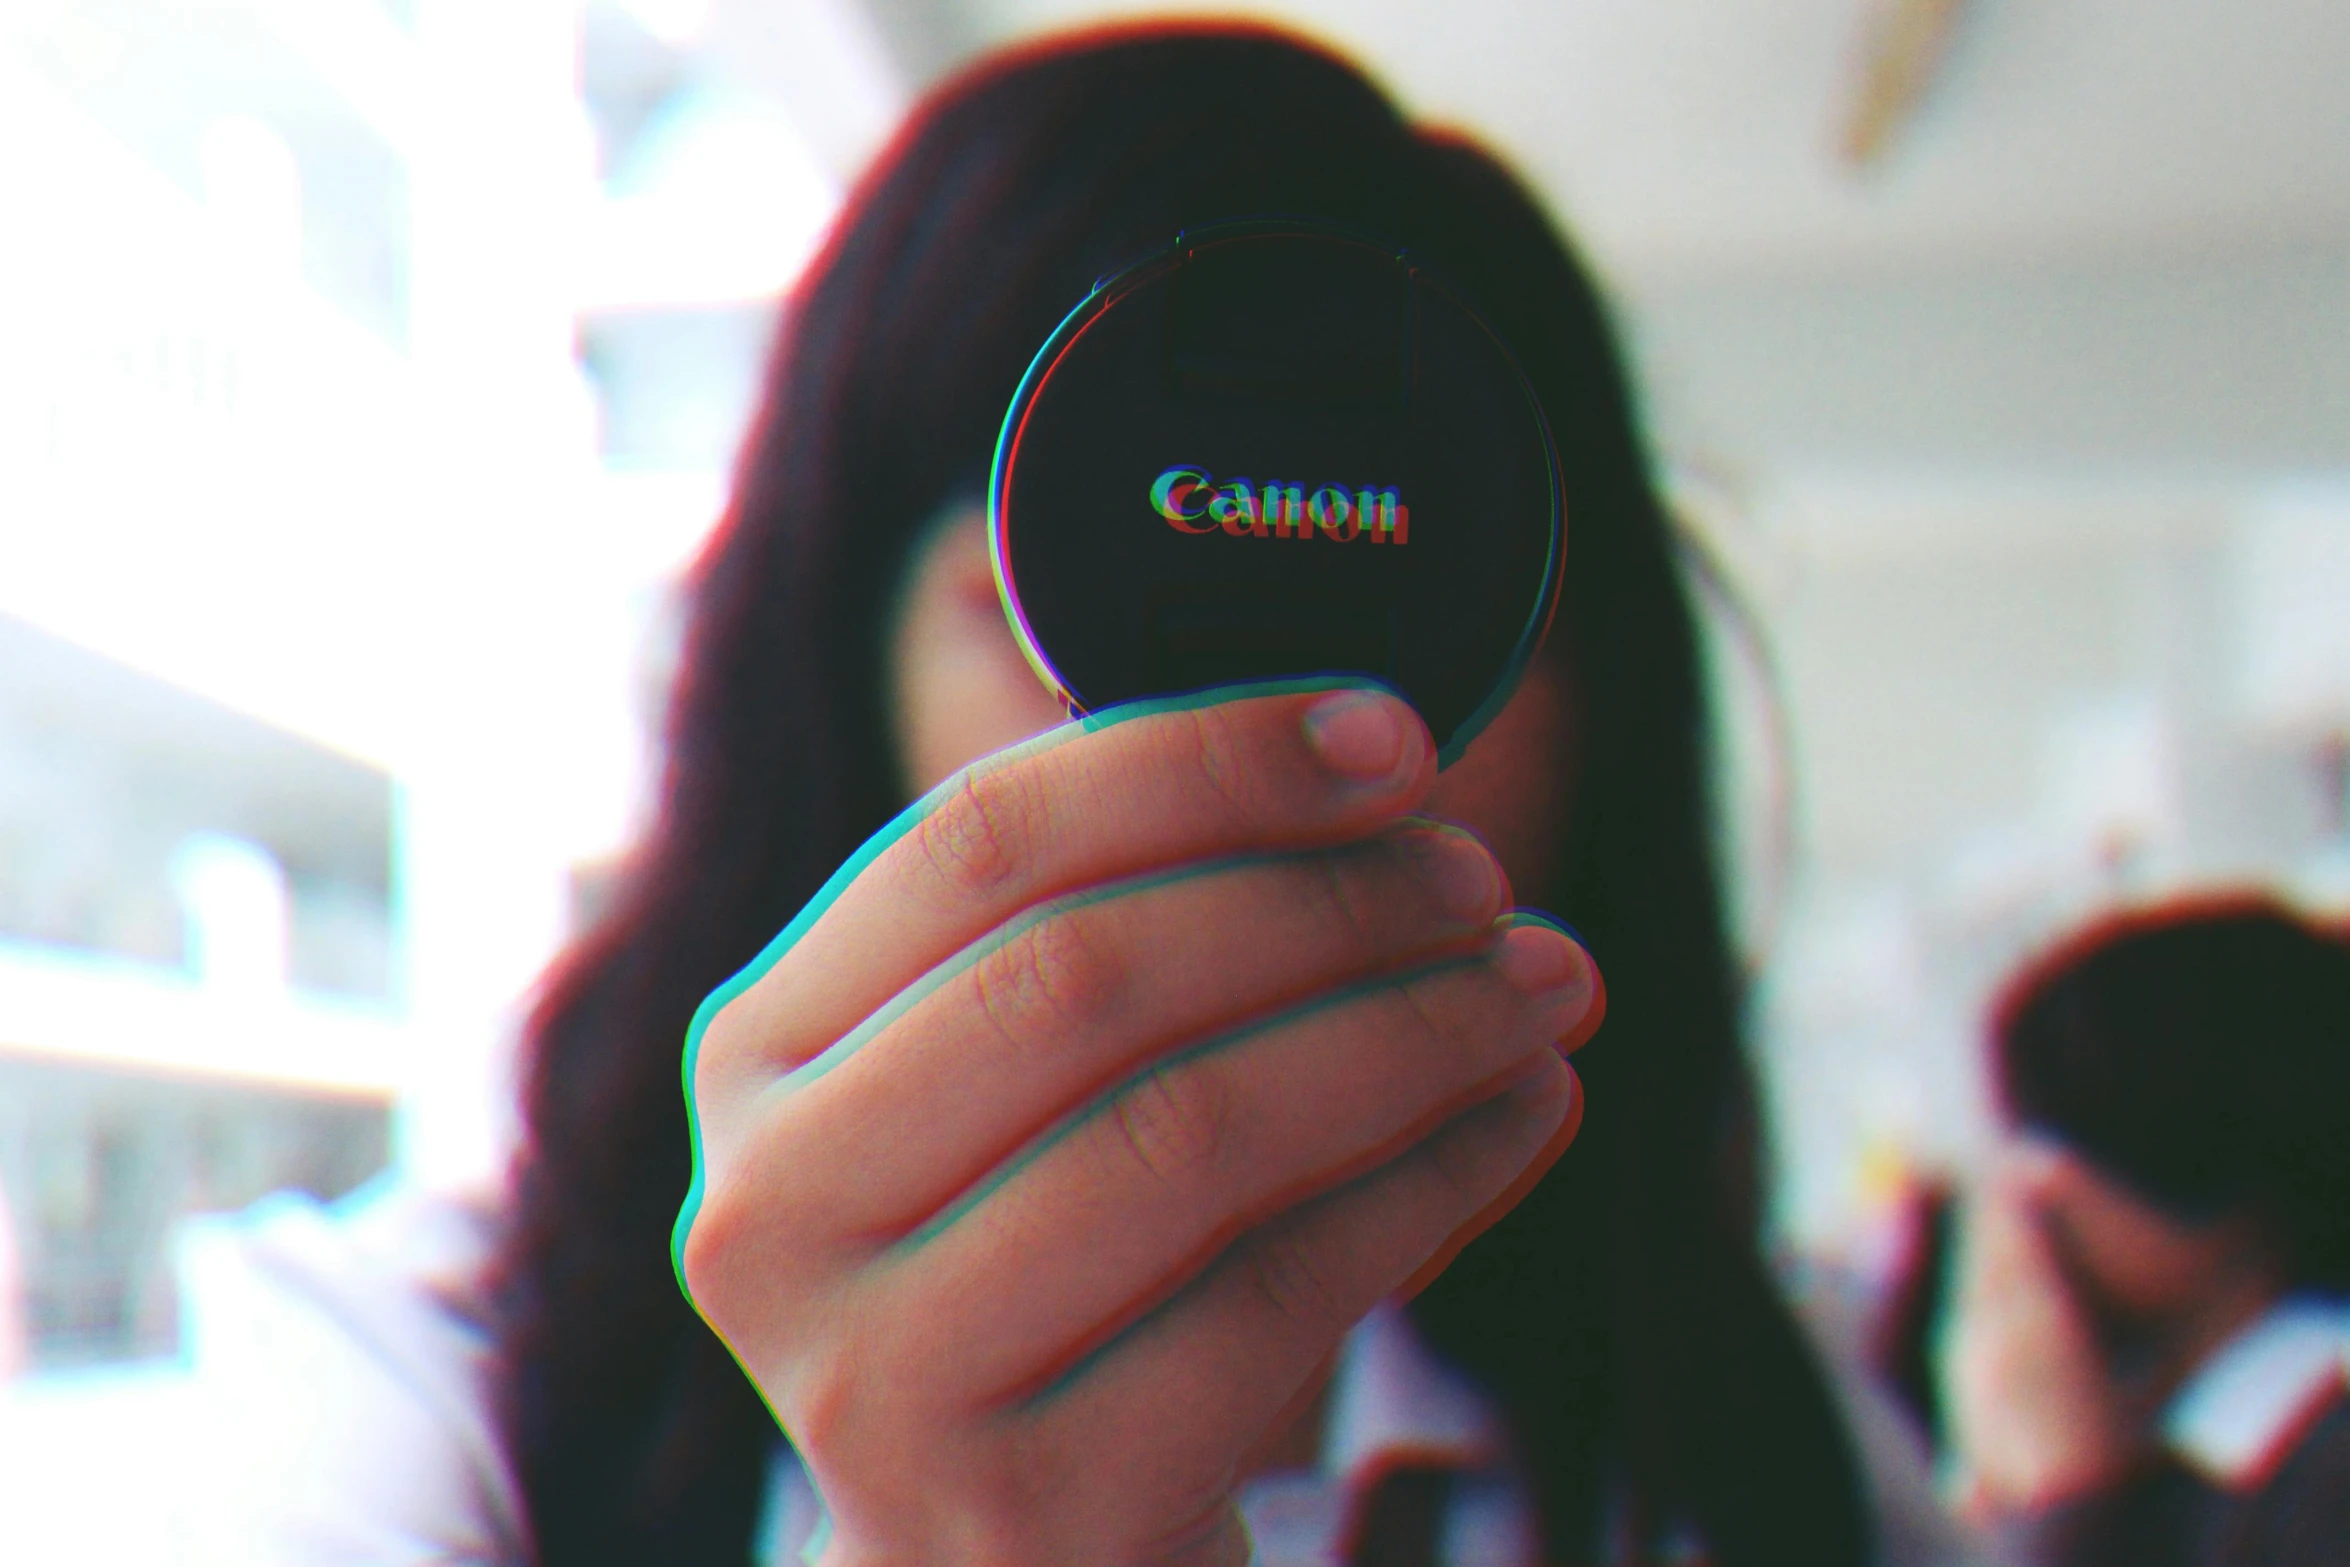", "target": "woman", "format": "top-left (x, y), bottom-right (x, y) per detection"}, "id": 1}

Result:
top-left (500, 24), bottom-right (1863, 1566)
top-left (1945, 897), bottom-right (2350, 1564)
